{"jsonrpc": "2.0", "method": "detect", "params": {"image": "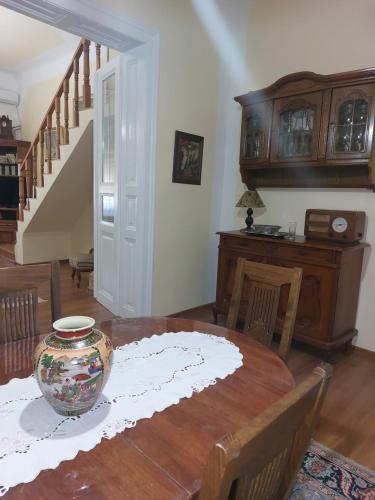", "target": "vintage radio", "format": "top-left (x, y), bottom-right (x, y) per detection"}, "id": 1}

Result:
top-left (304, 209), bottom-right (365, 242)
